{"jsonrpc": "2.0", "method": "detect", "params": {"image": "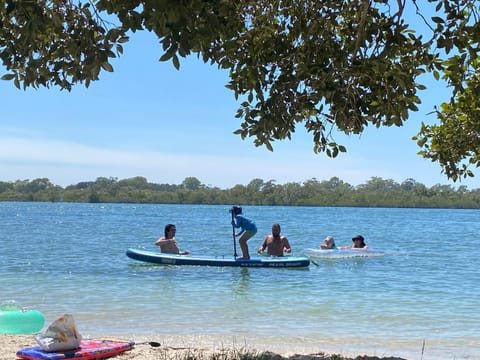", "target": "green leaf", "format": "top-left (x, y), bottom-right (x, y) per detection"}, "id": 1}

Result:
top-left (172, 54), bottom-right (180, 70)
top-left (1, 74), bottom-right (16, 81)
top-left (332, 147), bottom-right (338, 157)
top-left (101, 62), bottom-right (114, 72)
top-left (159, 52), bottom-right (173, 62)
